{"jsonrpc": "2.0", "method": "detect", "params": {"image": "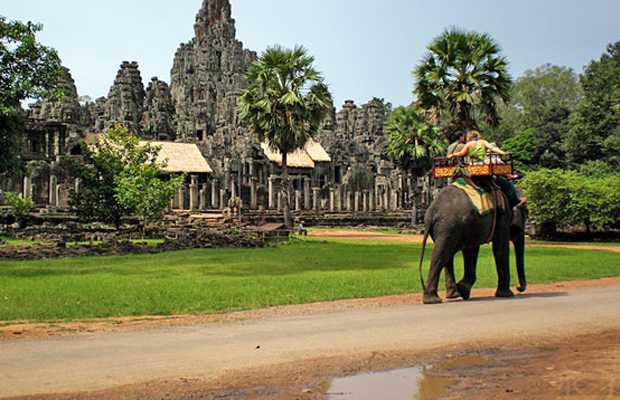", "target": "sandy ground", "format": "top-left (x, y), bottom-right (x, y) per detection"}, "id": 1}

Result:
top-left (1, 231), bottom-right (620, 400)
